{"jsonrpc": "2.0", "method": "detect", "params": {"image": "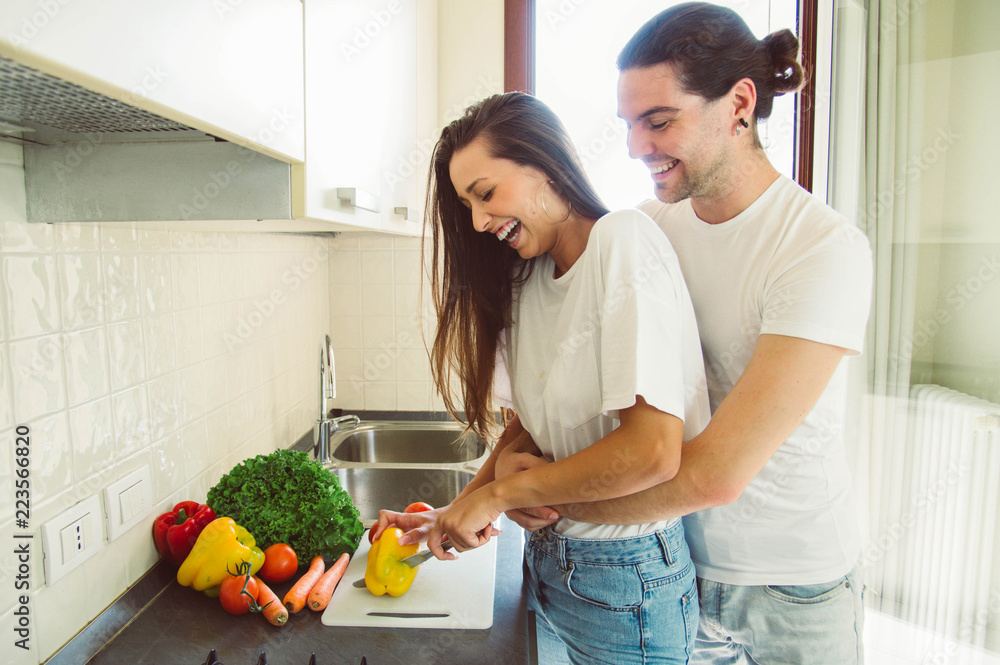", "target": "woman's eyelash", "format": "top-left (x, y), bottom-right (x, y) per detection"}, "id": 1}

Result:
top-left (481, 188), bottom-right (494, 201)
